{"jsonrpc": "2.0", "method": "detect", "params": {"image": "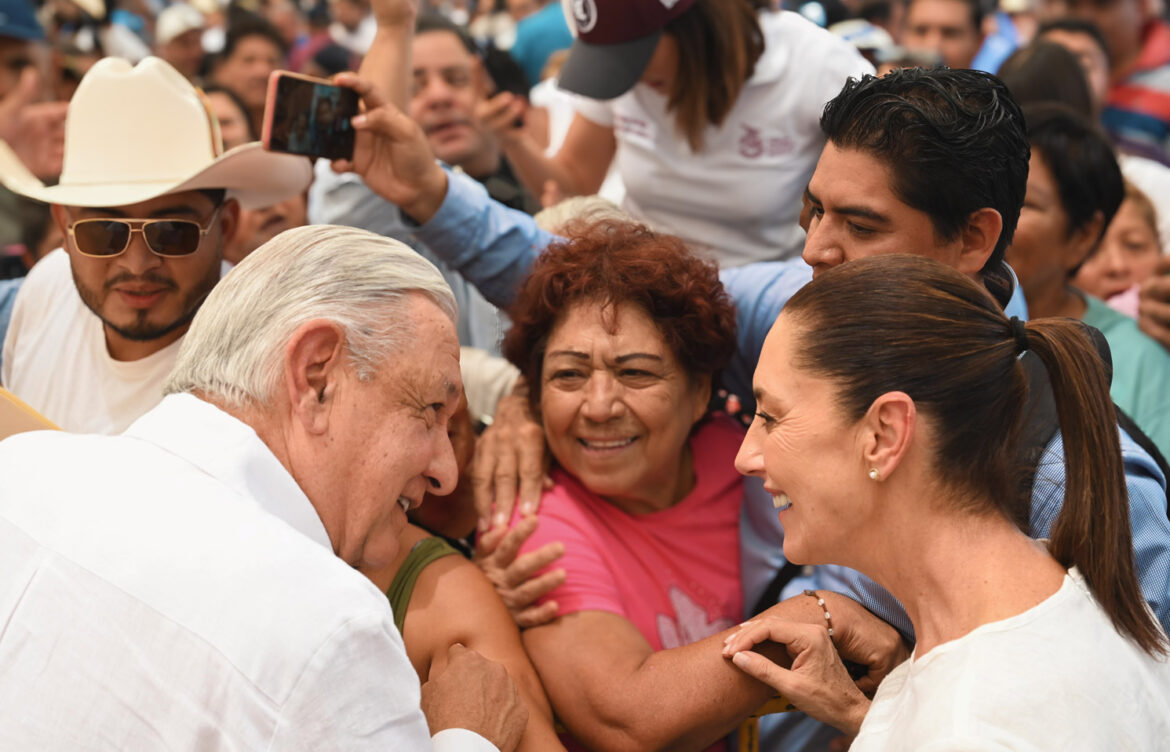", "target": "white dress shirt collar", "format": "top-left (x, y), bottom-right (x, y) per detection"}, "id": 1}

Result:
top-left (123, 392), bottom-right (335, 552)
